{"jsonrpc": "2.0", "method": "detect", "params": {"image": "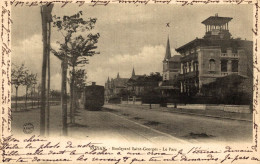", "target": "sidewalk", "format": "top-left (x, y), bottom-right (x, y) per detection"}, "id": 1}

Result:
top-left (107, 103), bottom-right (252, 122)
